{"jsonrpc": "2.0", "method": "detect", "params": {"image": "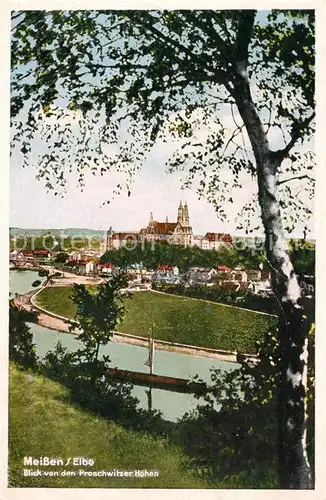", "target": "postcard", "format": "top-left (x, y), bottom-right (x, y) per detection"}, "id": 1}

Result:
top-left (2, 2), bottom-right (325, 499)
